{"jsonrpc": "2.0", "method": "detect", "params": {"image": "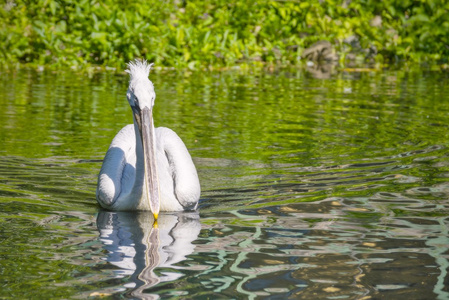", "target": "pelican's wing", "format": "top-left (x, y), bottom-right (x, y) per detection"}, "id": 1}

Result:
top-left (156, 127), bottom-right (201, 209)
top-left (97, 124), bottom-right (136, 208)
